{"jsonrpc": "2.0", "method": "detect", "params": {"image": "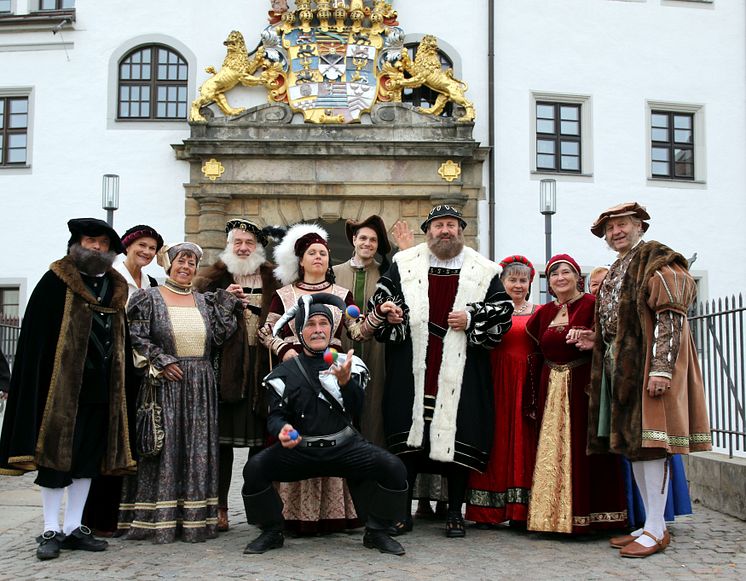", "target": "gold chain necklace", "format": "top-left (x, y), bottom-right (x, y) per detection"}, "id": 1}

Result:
top-left (555, 293), bottom-right (582, 308)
